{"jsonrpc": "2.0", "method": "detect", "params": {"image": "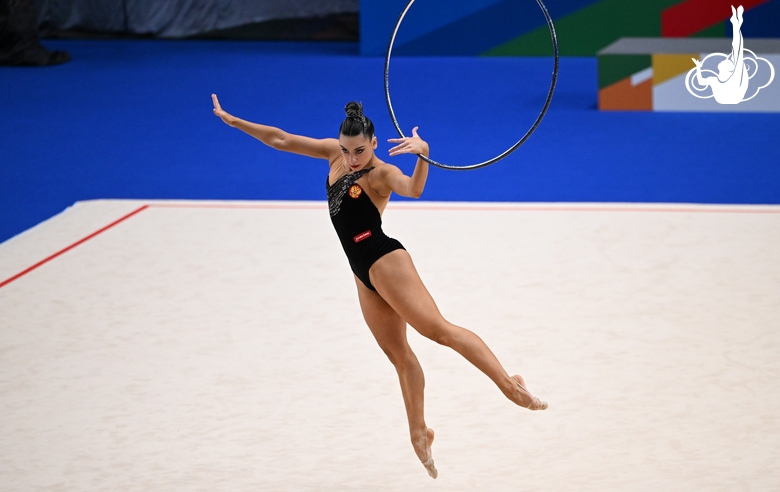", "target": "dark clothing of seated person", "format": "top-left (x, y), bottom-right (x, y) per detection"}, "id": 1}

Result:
top-left (0, 0), bottom-right (70, 66)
